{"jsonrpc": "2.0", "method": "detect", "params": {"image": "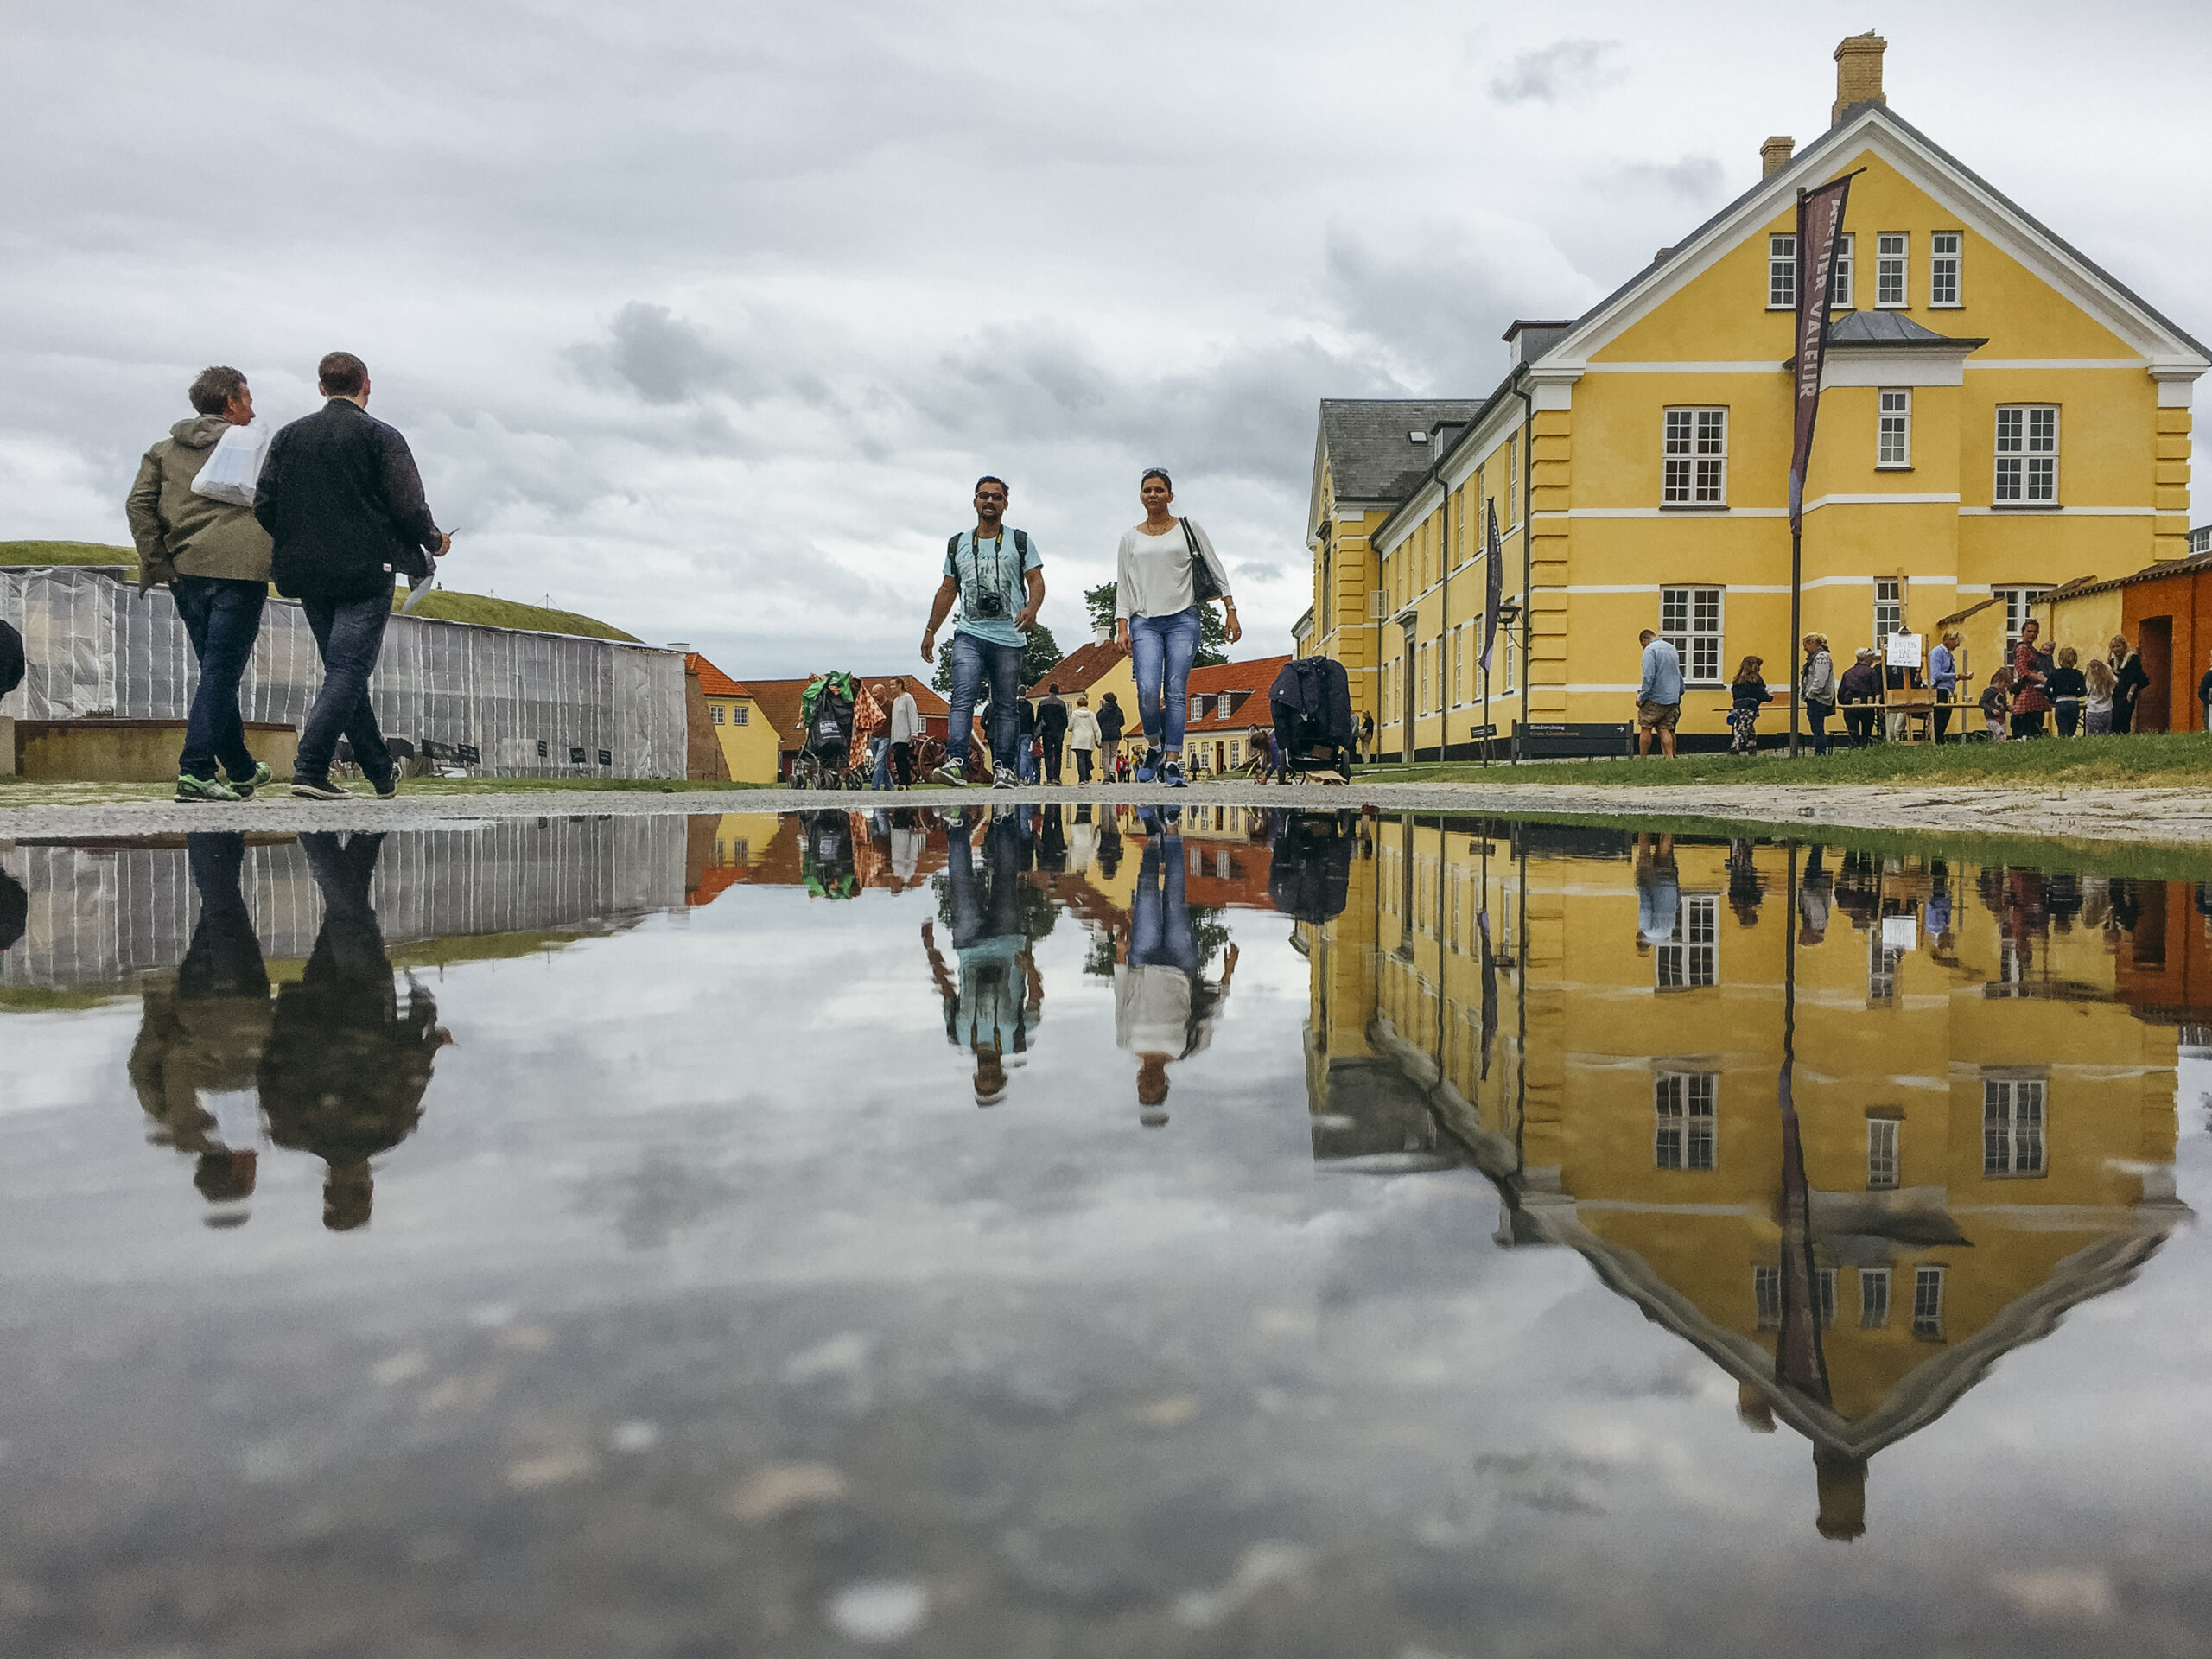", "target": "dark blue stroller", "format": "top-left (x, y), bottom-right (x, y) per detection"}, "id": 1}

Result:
top-left (1267, 657), bottom-right (1357, 785)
